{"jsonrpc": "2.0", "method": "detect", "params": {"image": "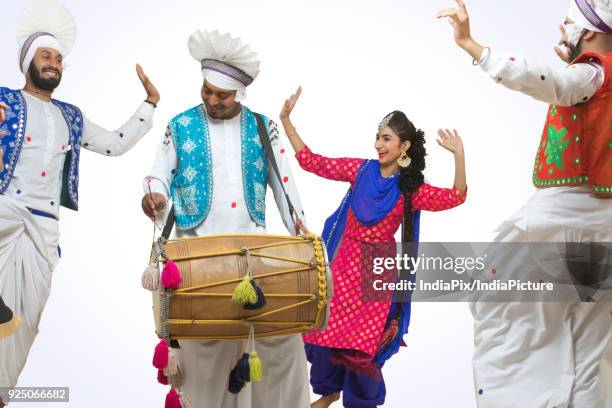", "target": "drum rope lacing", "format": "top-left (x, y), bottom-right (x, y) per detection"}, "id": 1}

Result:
top-left (155, 236), bottom-right (330, 339)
